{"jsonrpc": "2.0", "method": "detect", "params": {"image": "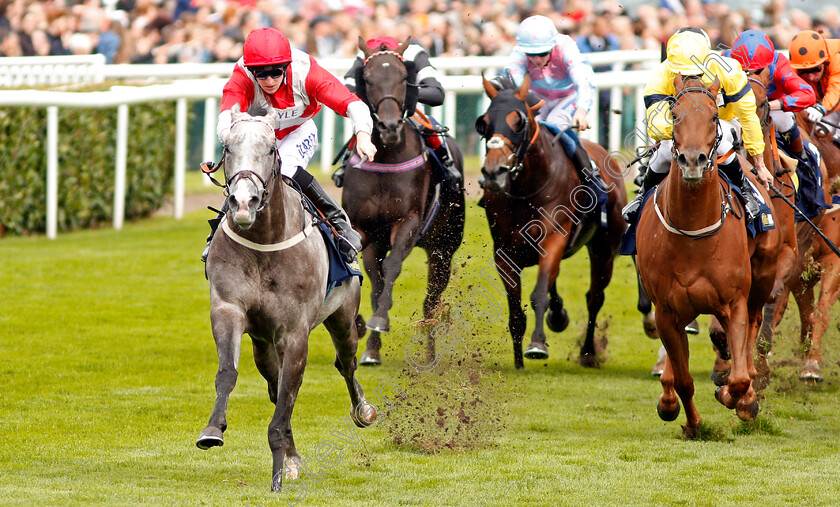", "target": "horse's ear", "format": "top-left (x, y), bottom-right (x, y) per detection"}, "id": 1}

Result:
top-left (359, 36), bottom-right (374, 58)
top-left (674, 73), bottom-right (684, 91)
top-left (514, 75), bottom-right (530, 102)
top-left (264, 102), bottom-right (278, 126)
top-left (230, 102), bottom-right (242, 119)
top-left (709, 76), bottom-right (721, 97)
top-left (482, 74), bottom-right (498, 99)
top-left (396, 37), bottom-right (411, 56)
